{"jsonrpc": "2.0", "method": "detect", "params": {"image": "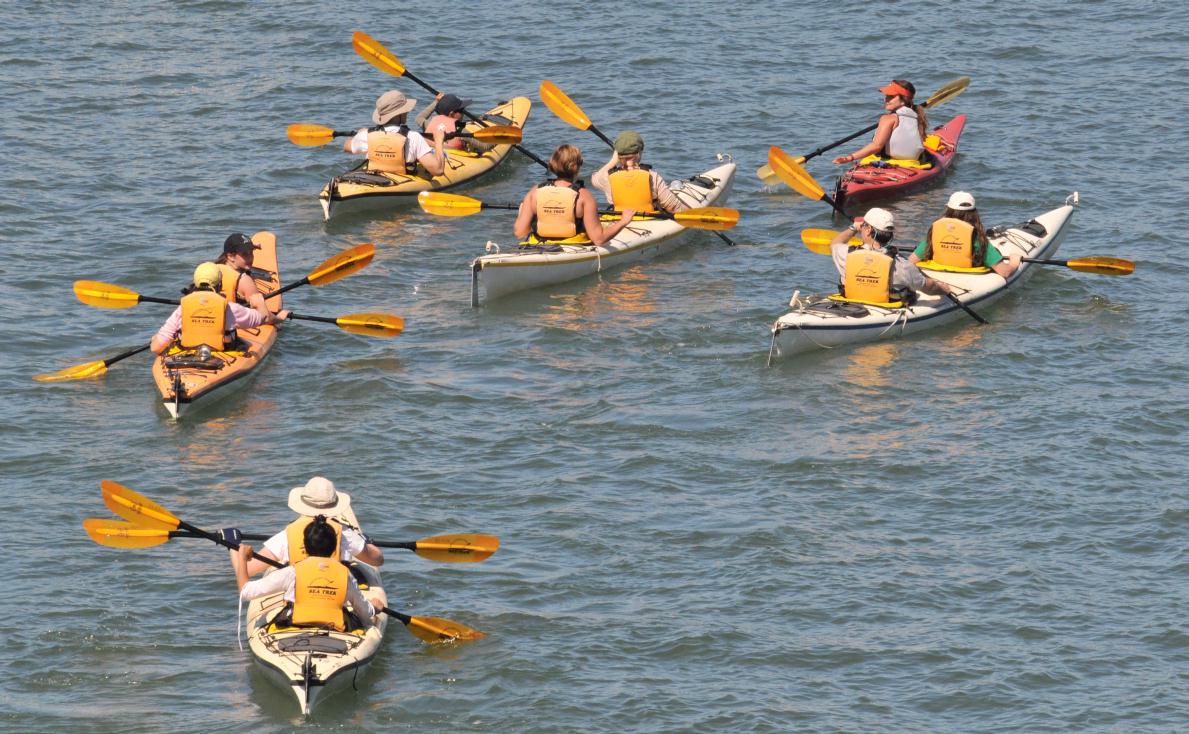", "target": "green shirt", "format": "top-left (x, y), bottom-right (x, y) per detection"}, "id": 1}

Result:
top-left (913, 238), bottom-right (1003, 267)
